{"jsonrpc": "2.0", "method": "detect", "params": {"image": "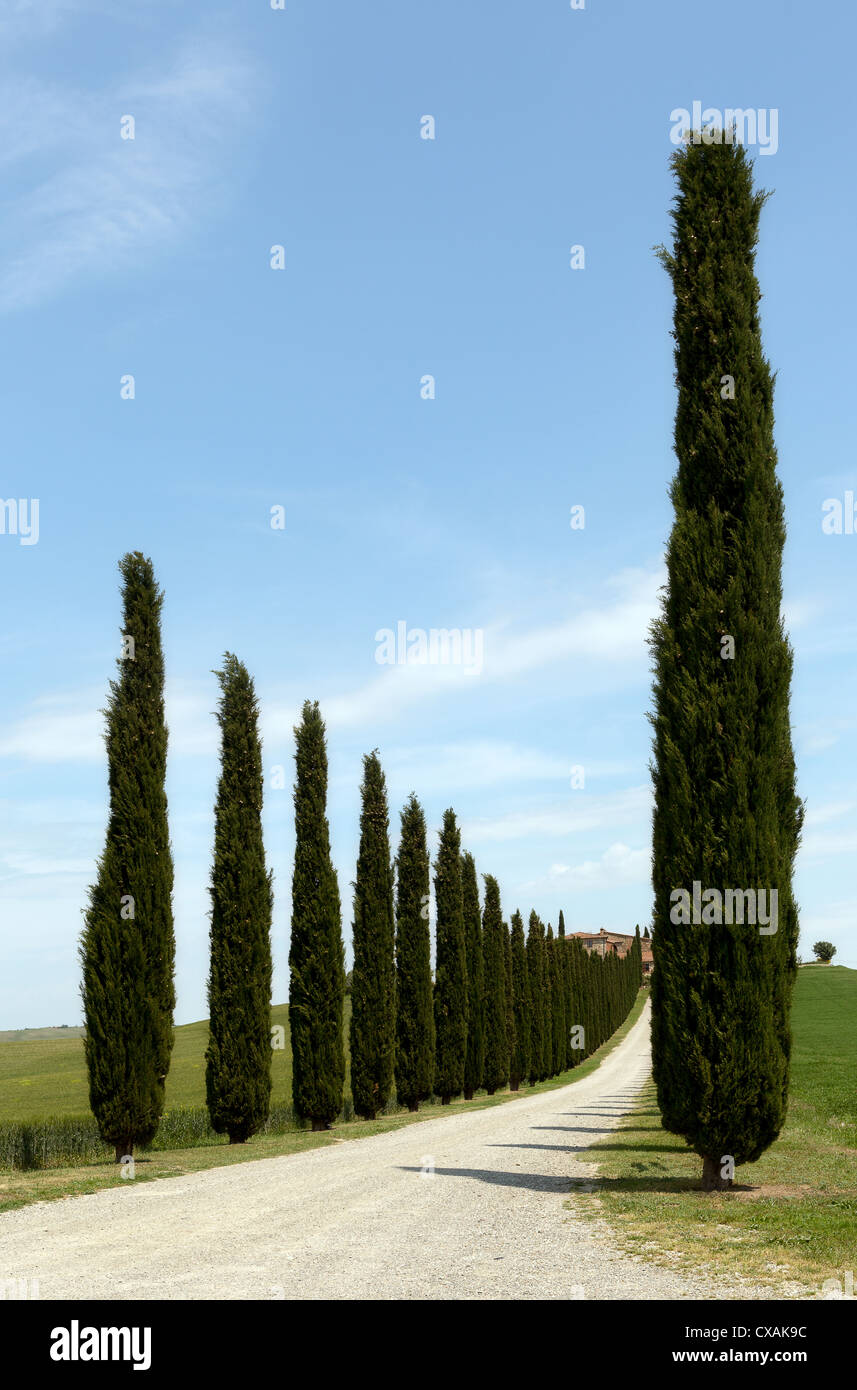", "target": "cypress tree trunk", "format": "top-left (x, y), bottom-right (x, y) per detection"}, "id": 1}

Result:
top-left (461, 851), bottom-right (484, 1100)
top-left (650, 134), bottom-right (803, 1187)
top-left (289, 701), bottom-right (346, 1129)
top-left (394, 795), bottom-right (435, 1112)
top-left (205, 655), bottom-right (273, 1144)
top-left (509, 911), bottom-right (530, 1089)
top-left (433, 809), bottom-right (467, 1103)
top-left (350, 752), bottom-right (396, 1121)
top-left (481, 875), bottom-right (509, 1094)
top-left (80, 552), bottom-right (175, 1158)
